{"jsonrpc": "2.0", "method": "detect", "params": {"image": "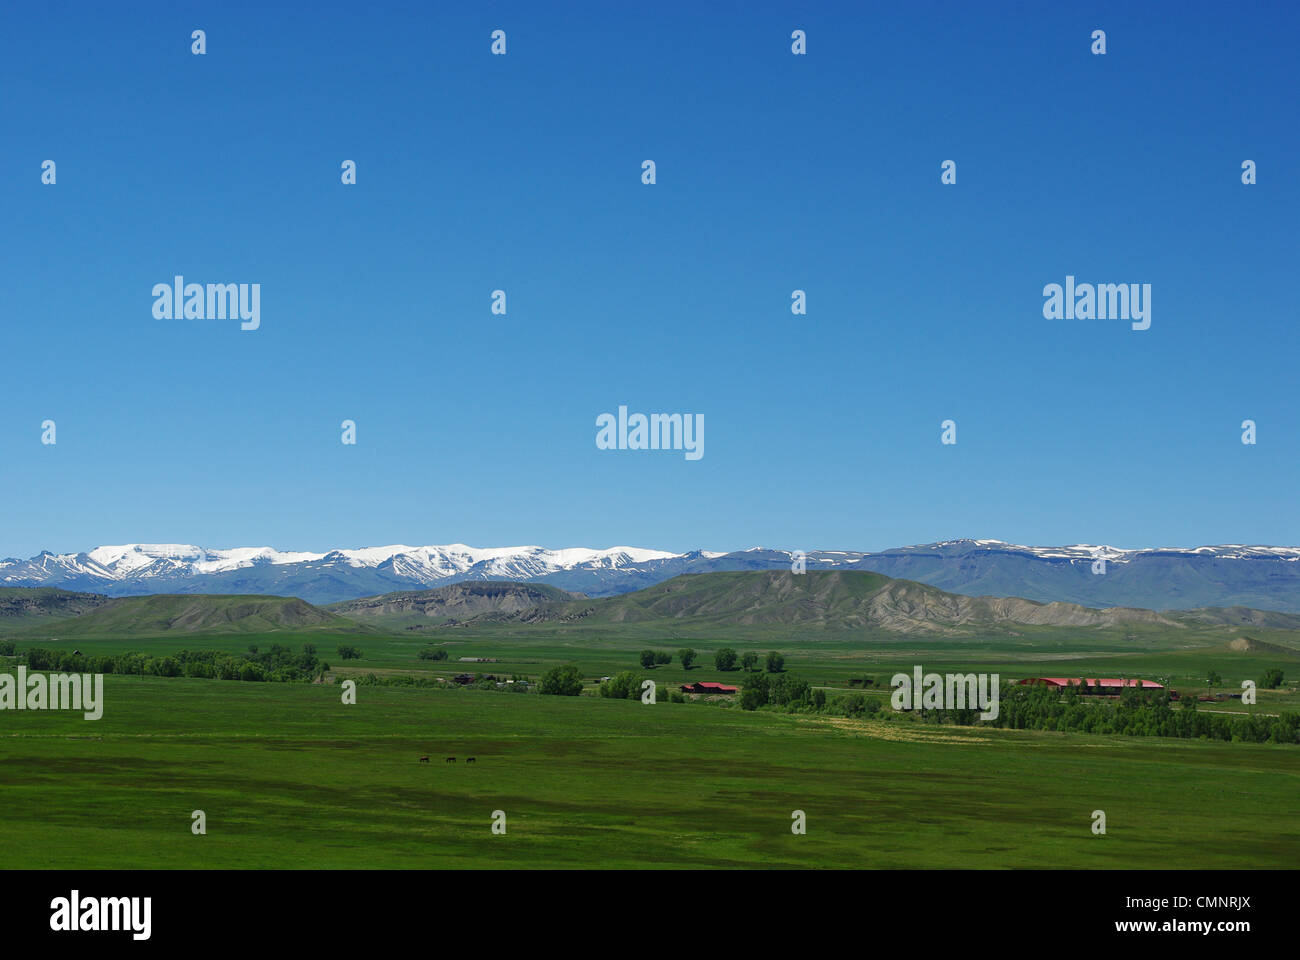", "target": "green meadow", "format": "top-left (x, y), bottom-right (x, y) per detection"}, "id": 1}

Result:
top-left (20, 614), bottom-right (1300, 675)
top-left (18, 616), bottom-right (1298, 711)
top-left (5, 591), bottom-right (1300, 870)
top-left (2, 666), bottom-right (1299, 869)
